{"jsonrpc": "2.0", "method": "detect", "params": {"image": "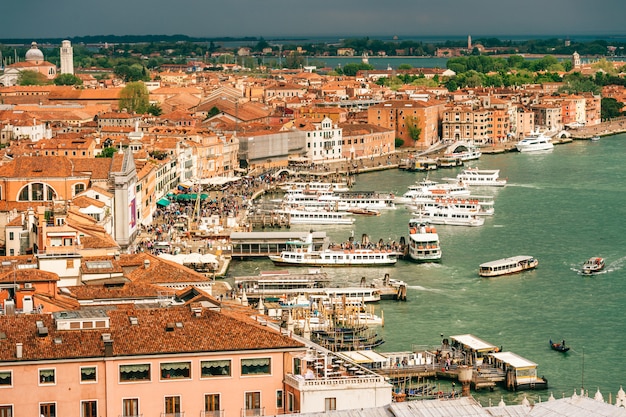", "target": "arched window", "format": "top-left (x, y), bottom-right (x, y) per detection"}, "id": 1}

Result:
top-left (17, 183), bottom-right (58, 202)
top-left (74, 183), bottom-right (85, 196)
